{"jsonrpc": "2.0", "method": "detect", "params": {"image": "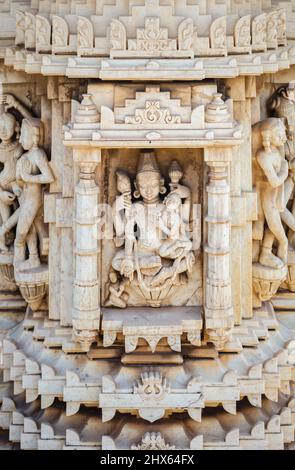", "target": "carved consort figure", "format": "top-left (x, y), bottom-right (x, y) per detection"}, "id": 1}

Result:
top-left (14, 117), bottom-right (54, 271)
top-left (268, 82), bottom-right (295, 248)
top-left (253, 118), bottom-right (288, 269)
top-left (0, 94), bottom-right (32, 252)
